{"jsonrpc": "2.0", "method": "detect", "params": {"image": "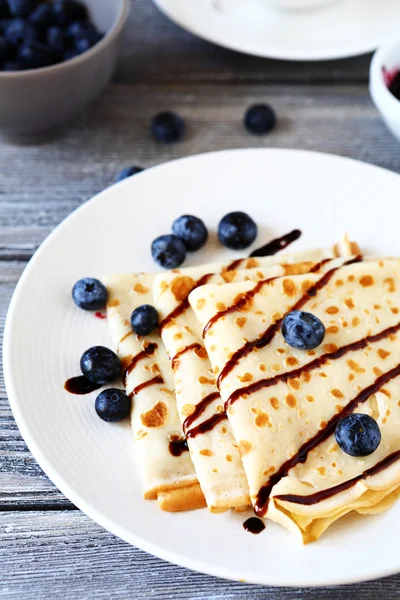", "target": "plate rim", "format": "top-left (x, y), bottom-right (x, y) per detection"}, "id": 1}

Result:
top-left (4, 147), bottom-right (400, 587)
top-left (153, 0), bottom-right (384, 61)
